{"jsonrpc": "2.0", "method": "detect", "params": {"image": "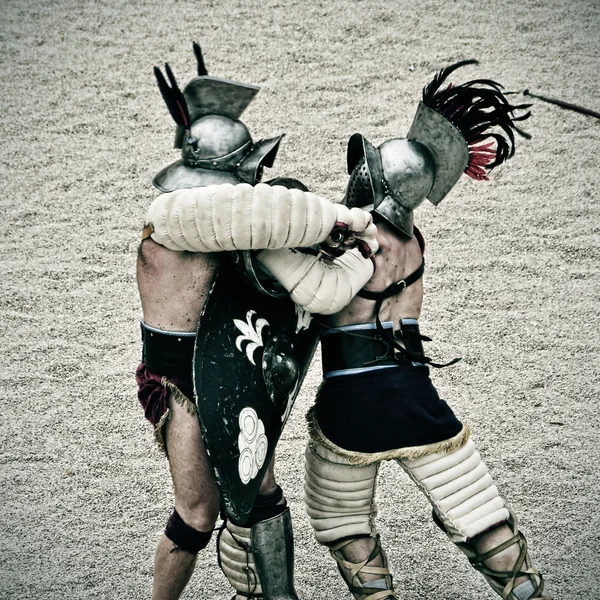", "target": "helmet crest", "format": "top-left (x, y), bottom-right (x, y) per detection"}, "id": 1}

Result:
top-left (422, 59), bottom-right (531, 180)
top-left (344, 60), bottom-right (532, 236)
